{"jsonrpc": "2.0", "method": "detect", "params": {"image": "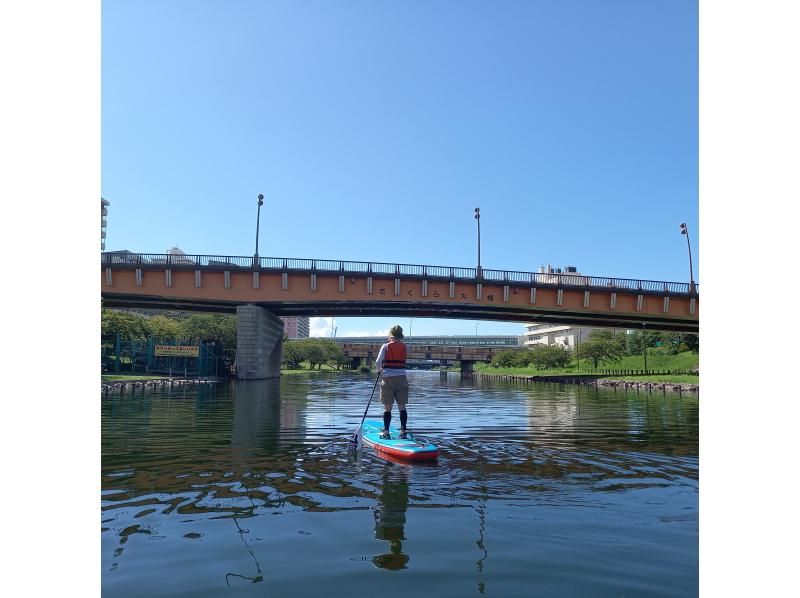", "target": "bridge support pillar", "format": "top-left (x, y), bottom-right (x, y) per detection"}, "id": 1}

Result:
top-left (235, 305), bottom-right (284, 380)
top-left (351, 357), bottom-right (362, 370)
top-left (460, 360), bottom-right (475, 379)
